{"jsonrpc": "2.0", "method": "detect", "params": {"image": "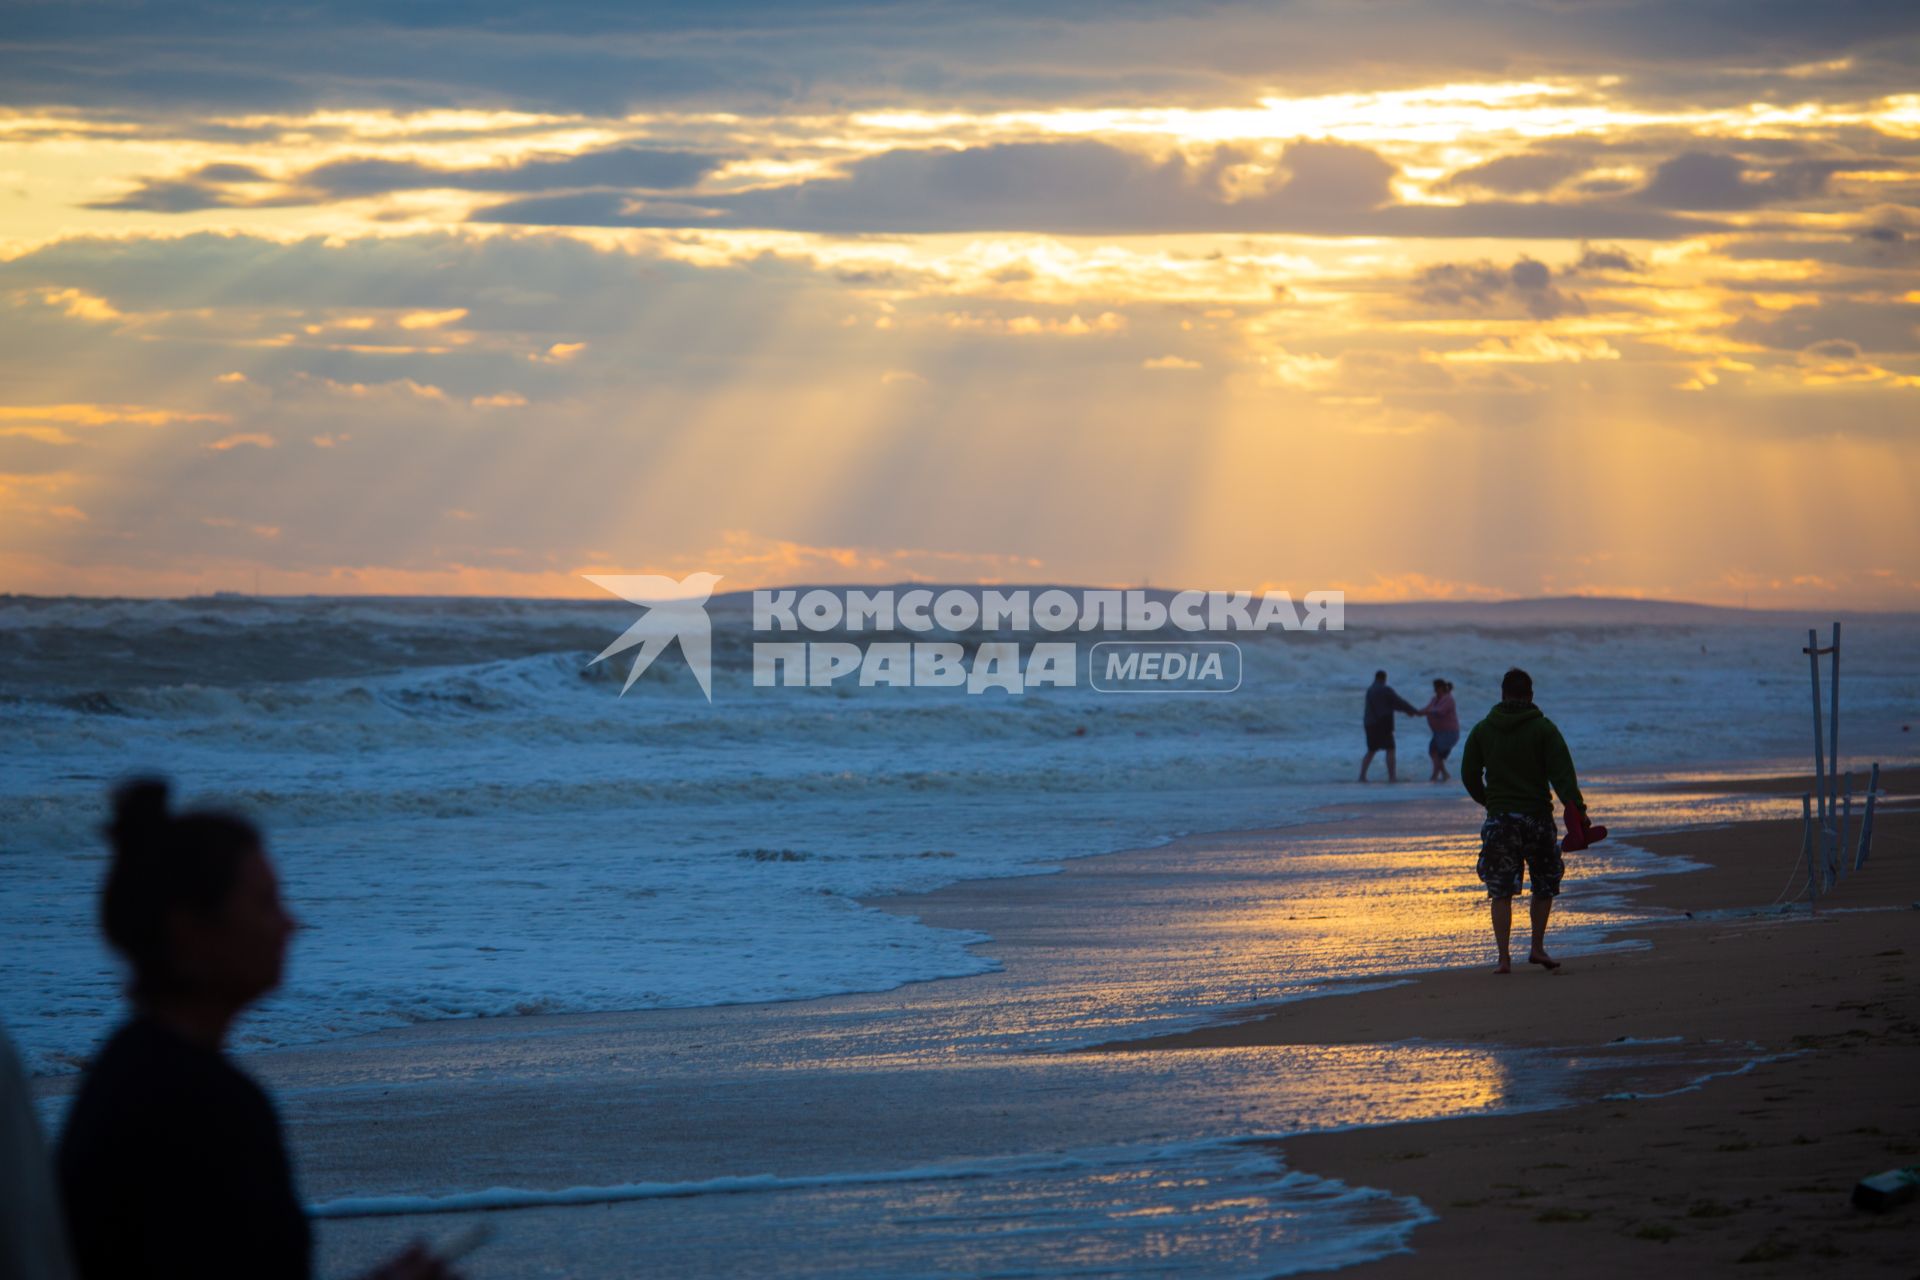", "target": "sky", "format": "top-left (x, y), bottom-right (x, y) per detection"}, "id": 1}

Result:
top-left (2, 1), bottom-right (1918, 606)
